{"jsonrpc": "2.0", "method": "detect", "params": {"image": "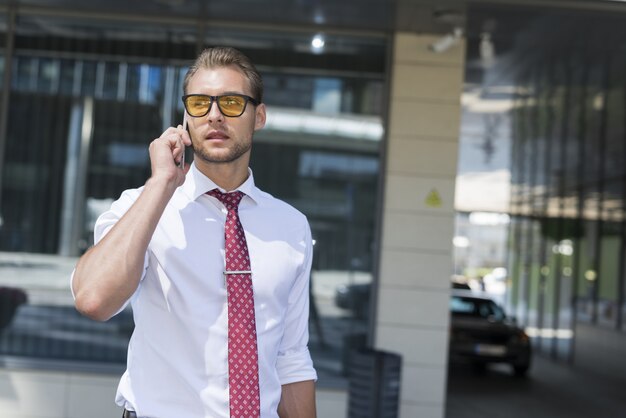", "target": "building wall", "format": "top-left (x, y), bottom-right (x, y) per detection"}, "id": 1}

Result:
top-left (0, 11), bottom-right (386, 413)
top-left (375, 32), bottom-right (464, 418)
top-left (0, 32), bottom-right (464, 418)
